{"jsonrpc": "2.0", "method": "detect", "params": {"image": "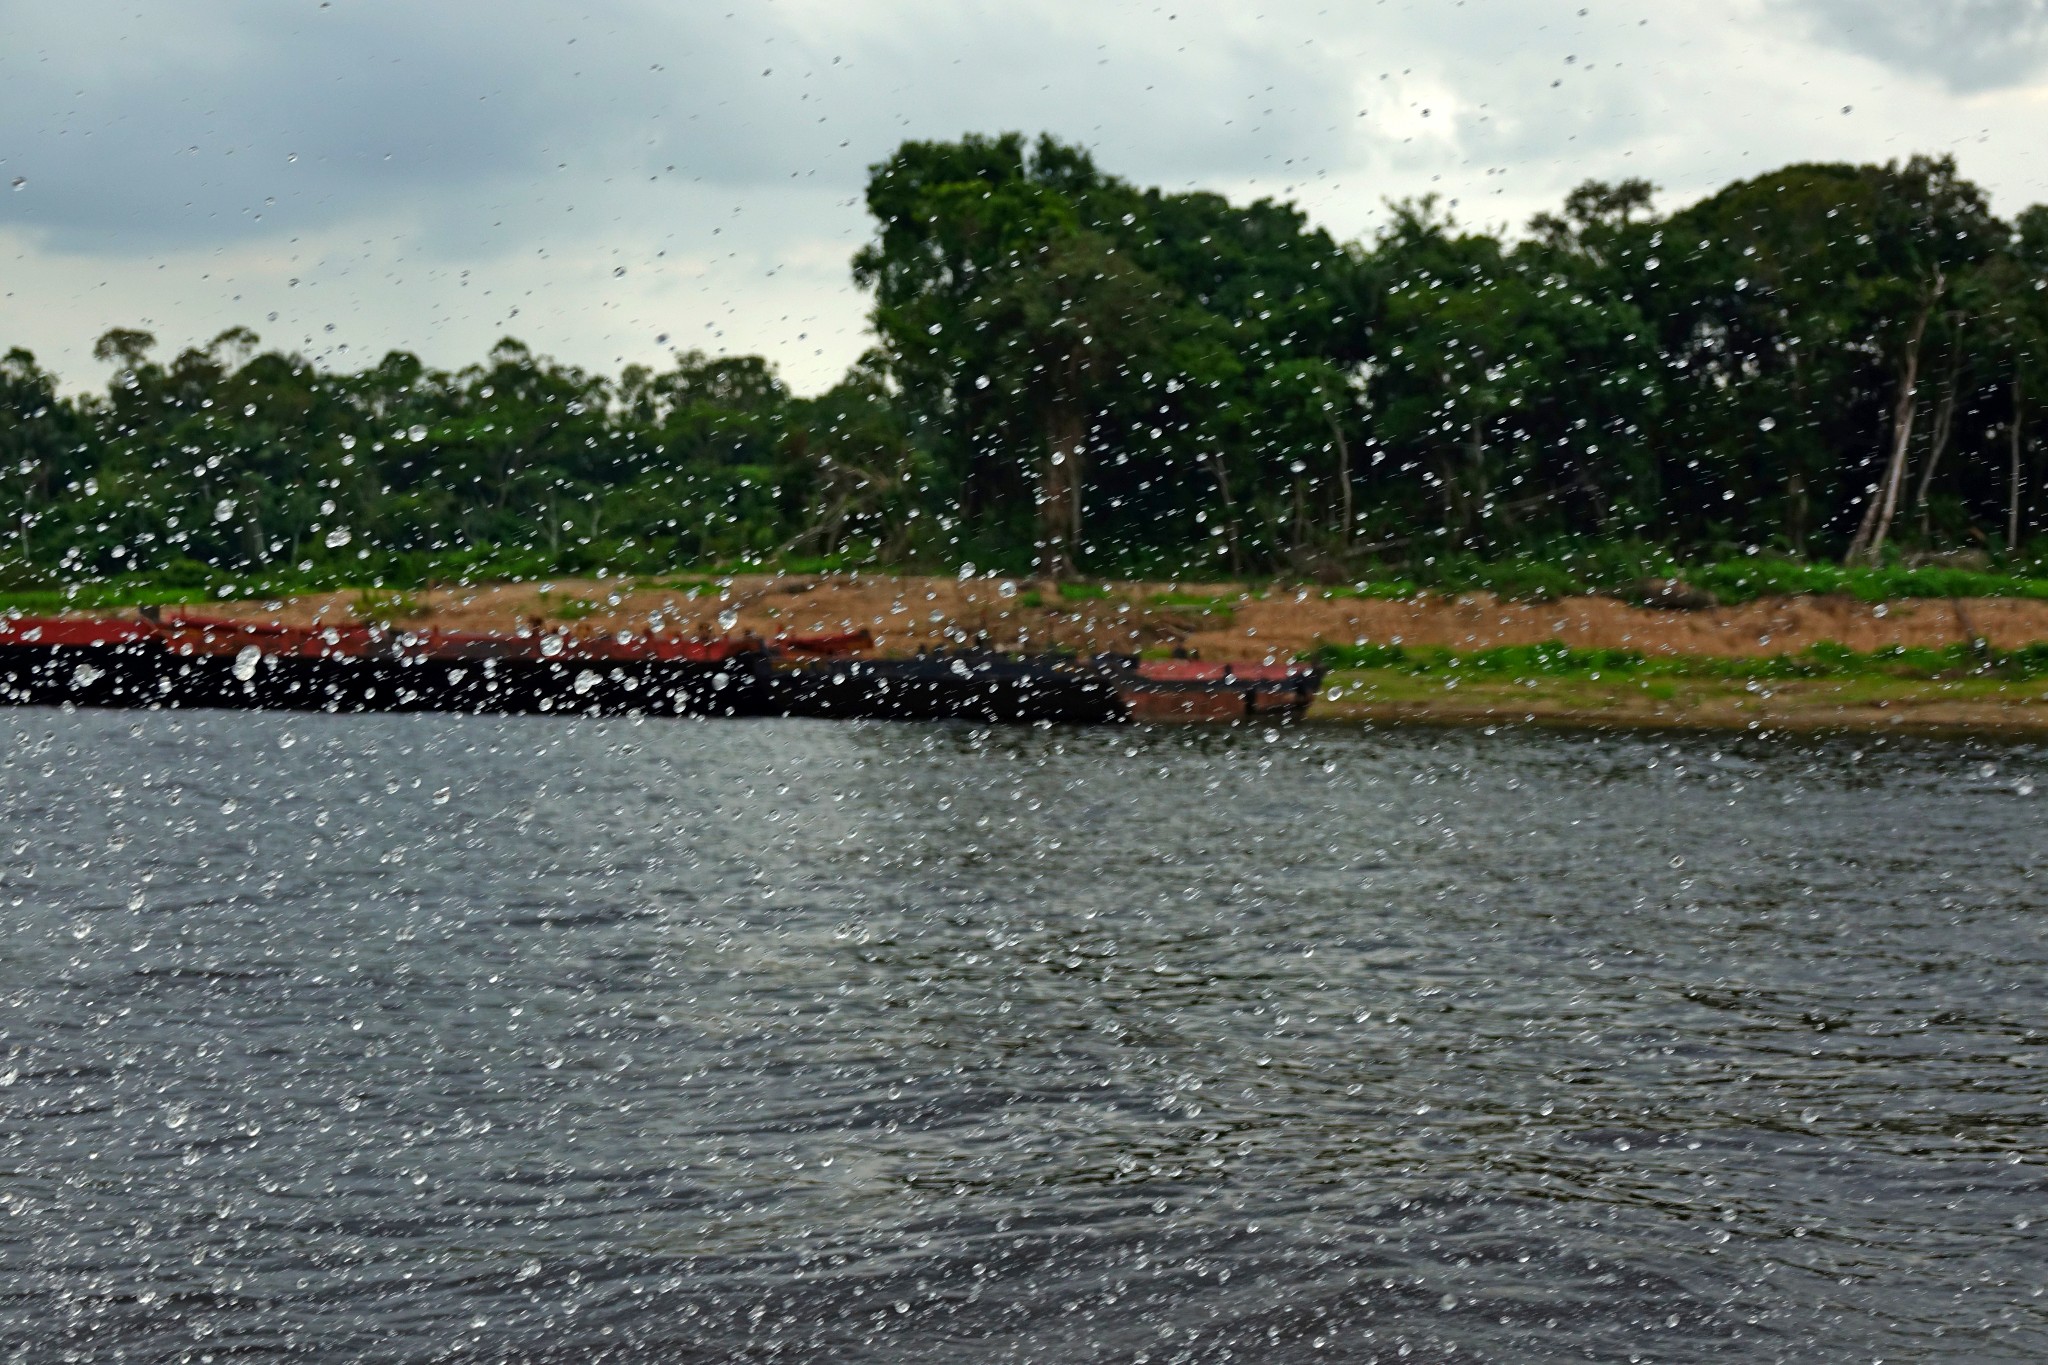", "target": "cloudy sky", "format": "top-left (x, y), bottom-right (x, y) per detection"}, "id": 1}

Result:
top-left (5, 0), bottom-right (2047, 394)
